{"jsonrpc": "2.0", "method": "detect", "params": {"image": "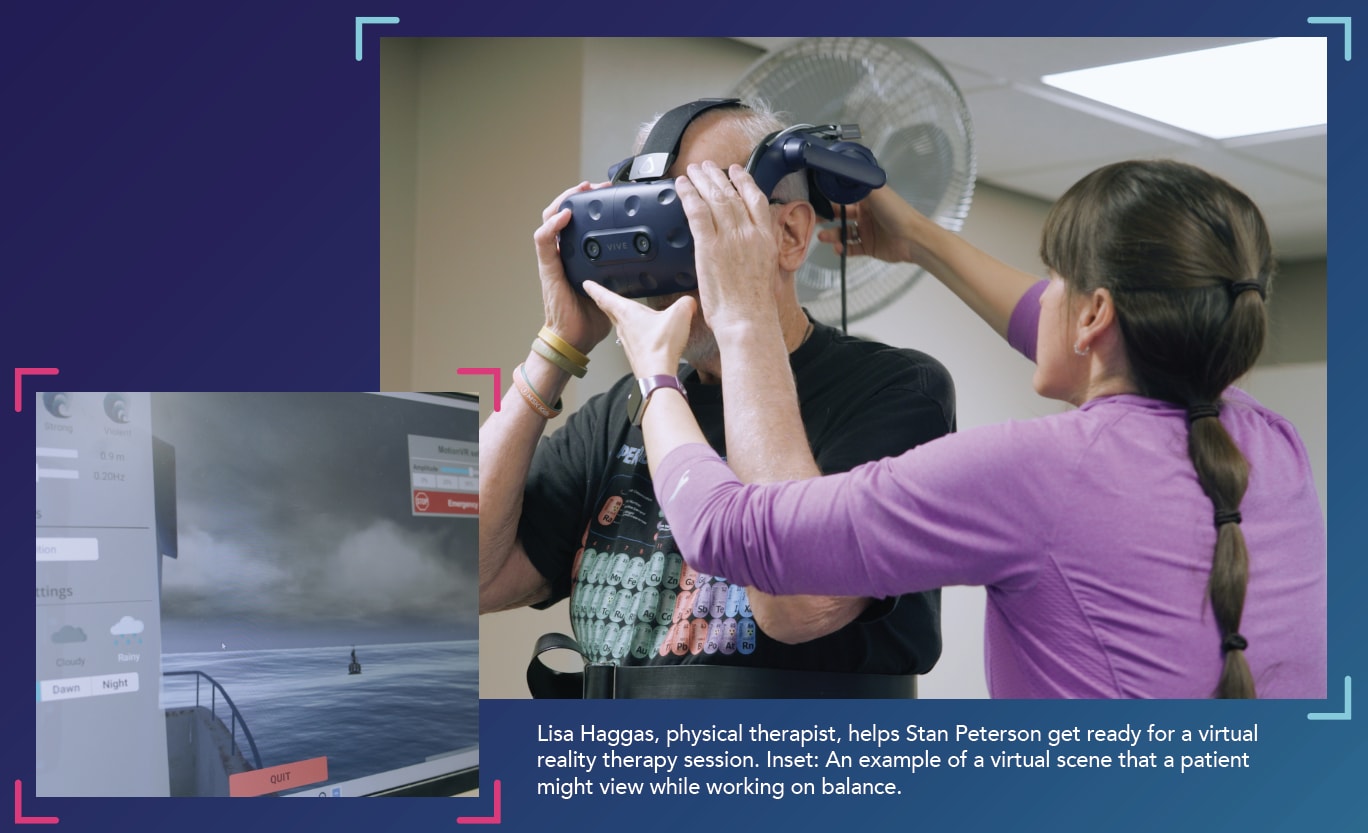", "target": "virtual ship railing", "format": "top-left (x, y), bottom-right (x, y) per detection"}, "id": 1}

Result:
top-left (164, 669), bottom-right (264, 770)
